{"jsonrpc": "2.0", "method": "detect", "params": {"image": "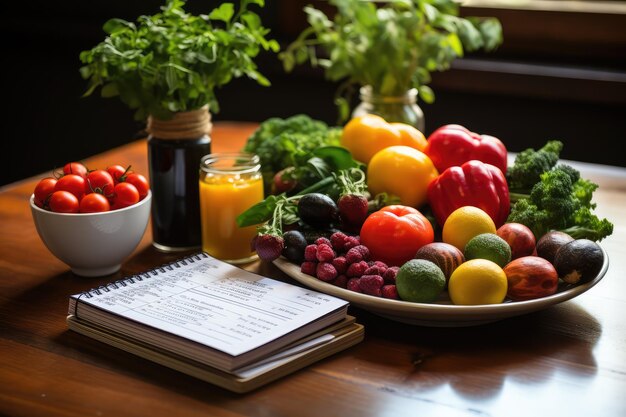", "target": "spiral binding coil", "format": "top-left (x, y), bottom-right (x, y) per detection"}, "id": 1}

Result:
top-left (73, 252), bottom-right (208, 316)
